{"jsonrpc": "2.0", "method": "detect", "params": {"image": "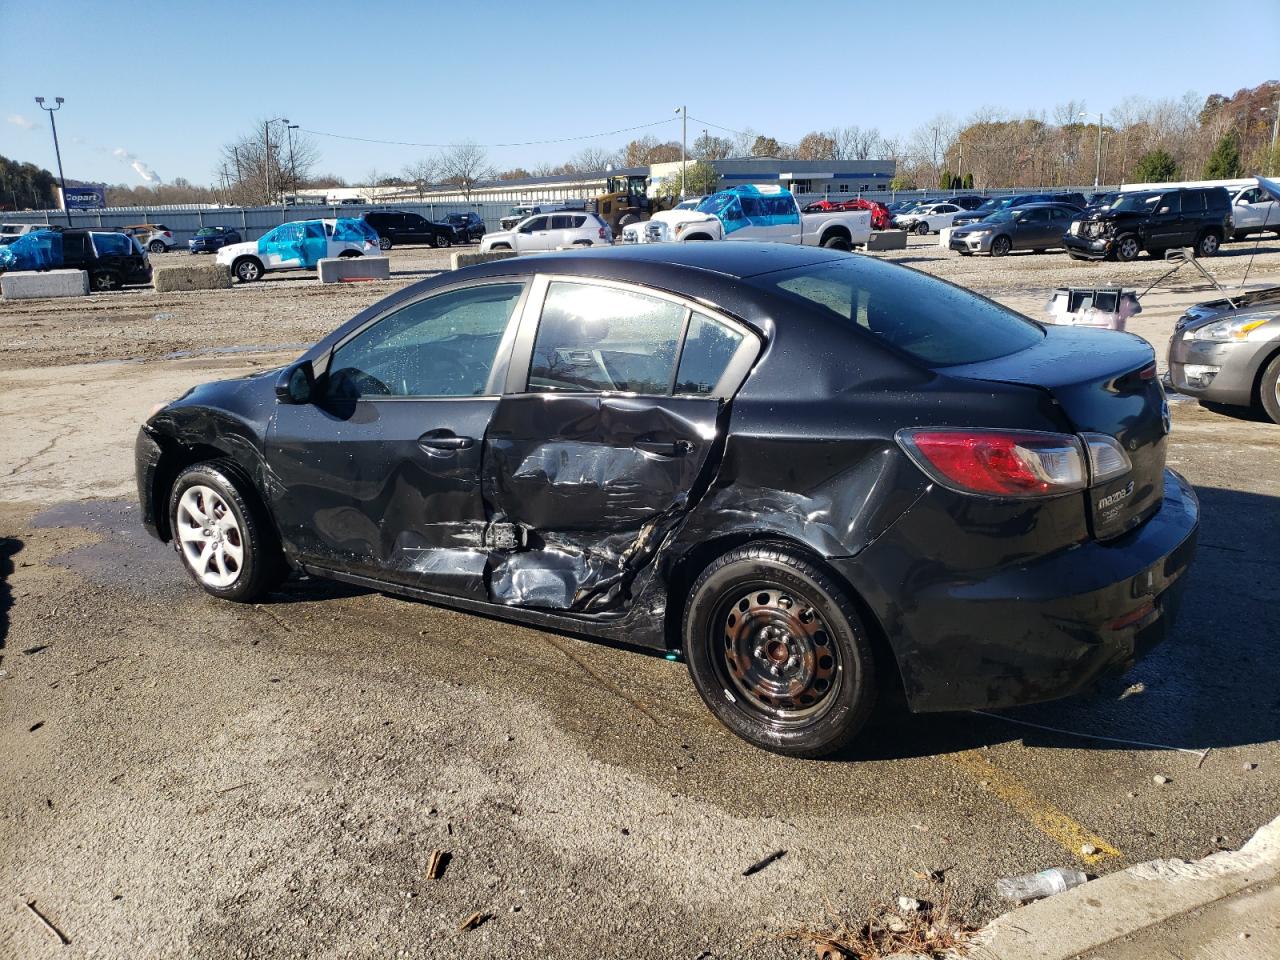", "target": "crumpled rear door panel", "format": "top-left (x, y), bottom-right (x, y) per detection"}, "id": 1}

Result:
top-left (482, 392), bottom-right (723, 612)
